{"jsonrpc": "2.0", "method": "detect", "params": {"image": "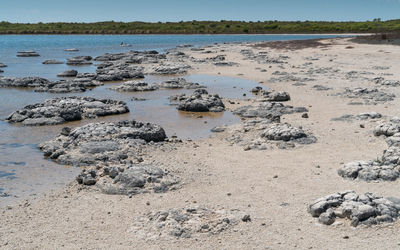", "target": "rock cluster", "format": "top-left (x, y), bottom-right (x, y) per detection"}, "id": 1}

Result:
top-left (7, 97), bottom-right (129, 126)
top-left (130, 206), bottom-right (249, 239)
top-left (308, 191), bottom-right (400, 226)
top-left (335, 87), bottom-right (395, 105)
top-left (338, 117), bottom-right (400, 181)
top-left (0, 76), bottom-right (101, 93)
top-left (77, 164), bottom-right (179, 195)
top-left (38, 120), bottom-right (167, 166)
top-left (95, 62), bottom-right (144, 81)
top-left (109, 81), bottom-right (158, 92)
top-left (253, 89), bottom-right (291, 102)
top-left (170, 89), bottom-right (225, 112)
top-left (152, 64), bottom-right (191, 75)
top-left (233, 102), bottom-right (307, 122)
top-left (373, 77), bottom-right (400, 87)
top-left (331, 112), bottom-right (382, 122)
